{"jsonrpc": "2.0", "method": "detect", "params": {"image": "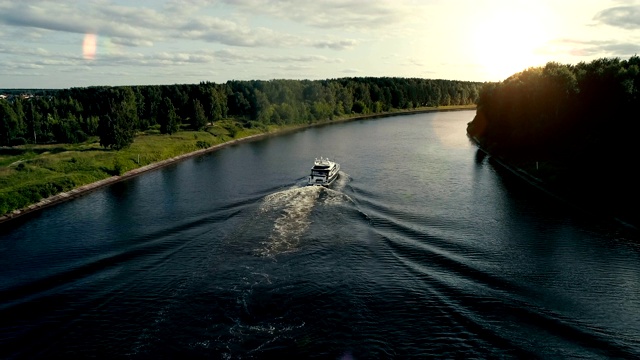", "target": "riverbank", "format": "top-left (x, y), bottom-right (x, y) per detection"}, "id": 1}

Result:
top-left (0, 105), bottom-right (475, 224)
top-left (469, 135), bottom-right (639, 232)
